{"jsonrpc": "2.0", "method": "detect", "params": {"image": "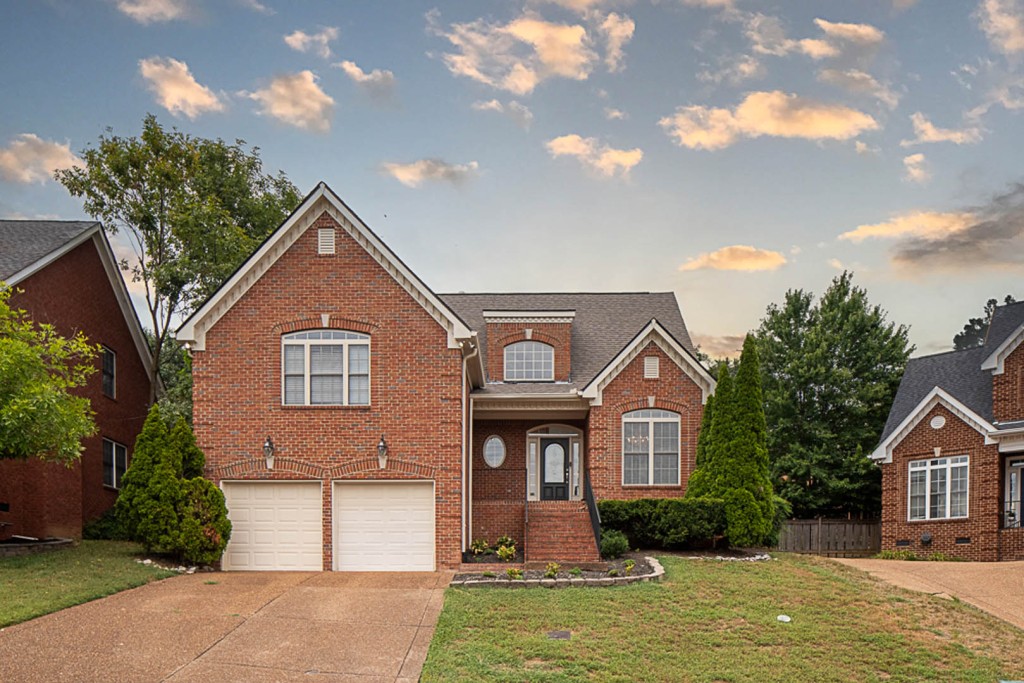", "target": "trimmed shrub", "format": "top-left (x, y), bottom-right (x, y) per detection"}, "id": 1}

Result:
top-left (178, 478), bottom-right (232, 565)
top-left (598, 498), bottom-right (660, 548)
top-left (600, 529), bottom-right (630, 559)
top-left (599, 497), bottom-right (726, 549)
